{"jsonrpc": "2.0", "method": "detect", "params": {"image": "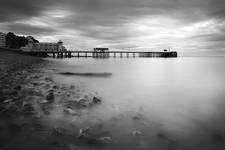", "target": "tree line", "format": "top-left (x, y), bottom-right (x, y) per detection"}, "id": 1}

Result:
top-left (6, 32), bottom-right (39, 49)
